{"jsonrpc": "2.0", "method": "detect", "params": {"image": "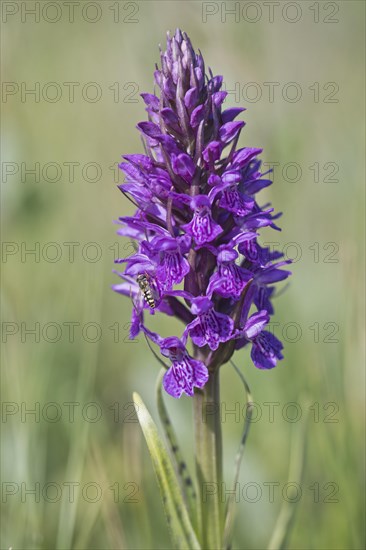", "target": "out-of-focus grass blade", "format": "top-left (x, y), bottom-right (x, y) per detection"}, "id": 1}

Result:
top-left (156, 369), bottom-right (199, 537)
top-left (133, 392), bottom-right (201, 550)
top-left (56, 270), bottom-right (104, 550)
top-left (223, 361), bottom-right (254, 550)
top-left (267, 396), bottom-right (310, 550)
top-left (89, 443), bottom-right (127, 550)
